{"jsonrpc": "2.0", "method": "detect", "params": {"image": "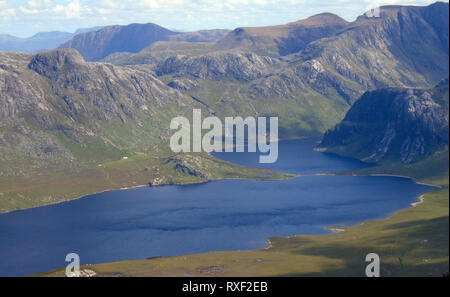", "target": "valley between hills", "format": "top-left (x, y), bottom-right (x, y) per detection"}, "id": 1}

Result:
top-left (0, 2), bottom-right (448, 277)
